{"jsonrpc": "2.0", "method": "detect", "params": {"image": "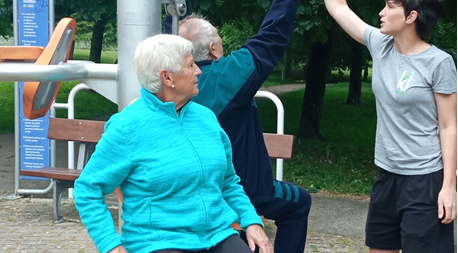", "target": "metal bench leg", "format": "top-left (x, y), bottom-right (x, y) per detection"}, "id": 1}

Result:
top-left (53, 179), bottom-right (74, 224)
